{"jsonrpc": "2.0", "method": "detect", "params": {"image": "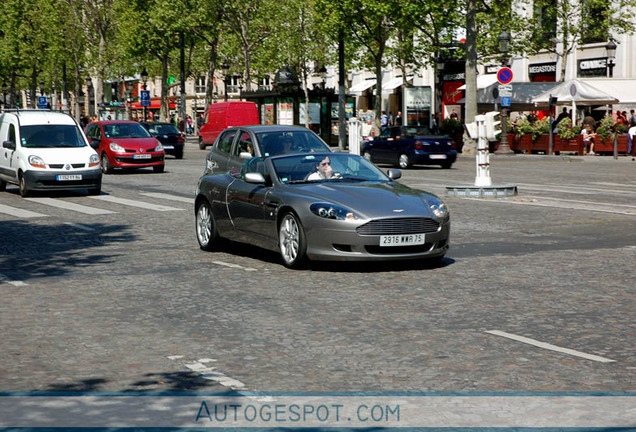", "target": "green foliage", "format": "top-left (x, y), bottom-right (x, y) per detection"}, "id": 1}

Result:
top-left (557, 117), bottom-right (575, 139)
top-left (572, 125), bottom-right (582, 134)
top-left (531, 117), bottom-right (551, 140)
top-left (596, 114), bottom-right (616, 140)
top-left (512, 118), bottom-right (533, 136)
top-left (616, 124), bottom-right (627, 134)
top-left (439, 118), bottom-right (463, 135)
